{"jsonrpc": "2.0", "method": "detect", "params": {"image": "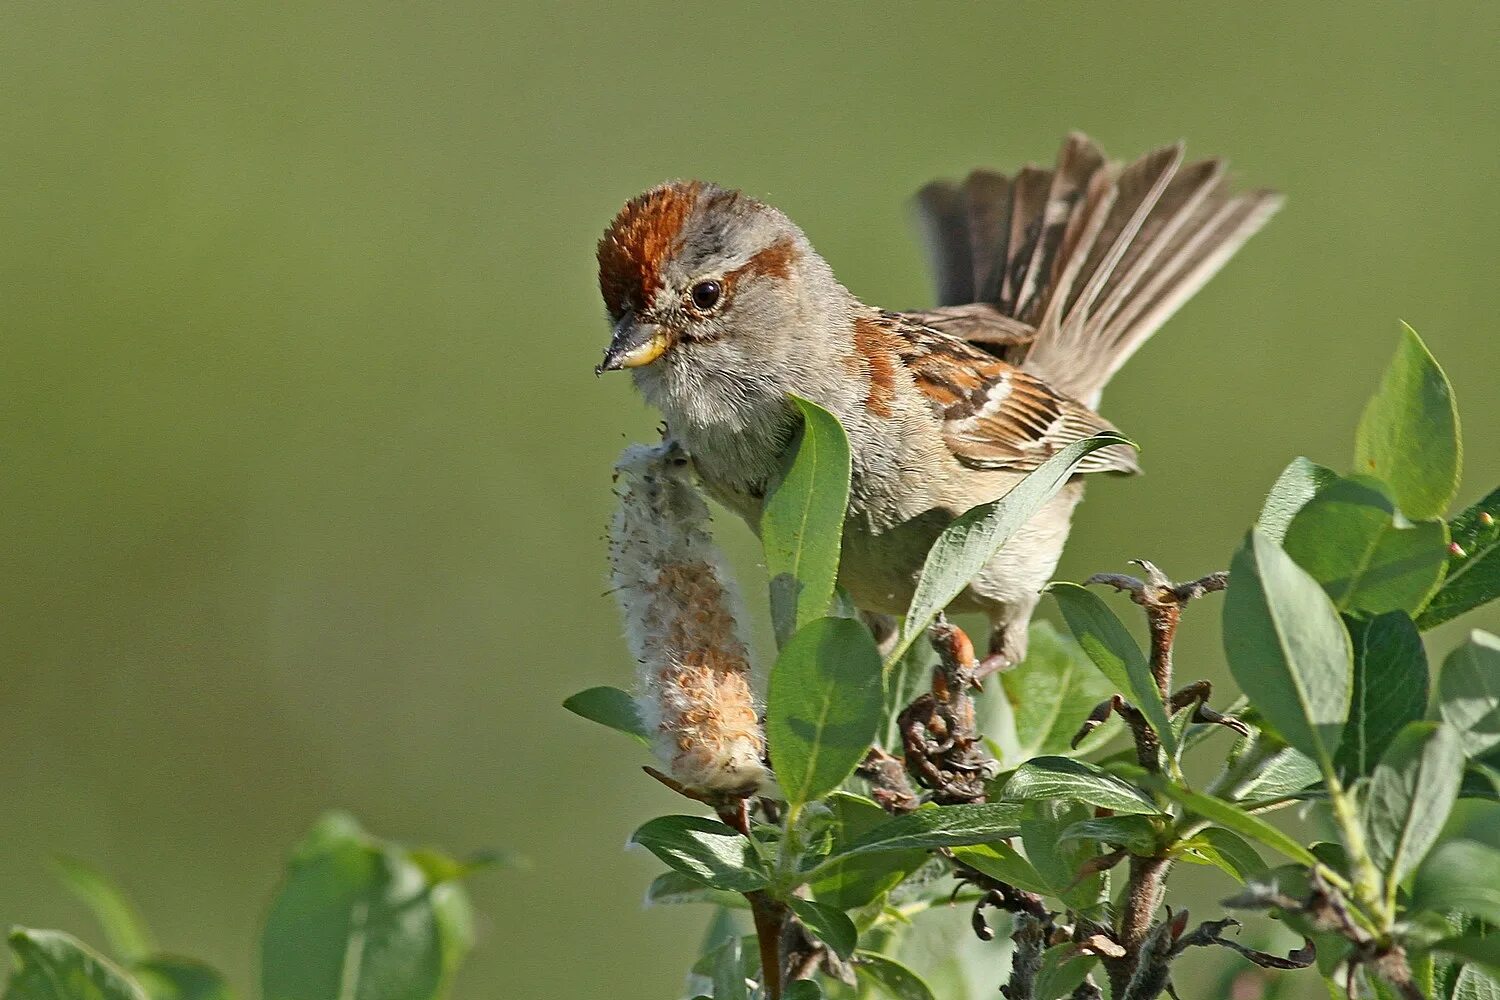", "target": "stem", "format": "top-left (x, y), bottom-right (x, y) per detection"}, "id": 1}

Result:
top-left (747, 892), bottom-right (788, 1000)
top-left (1324, 770), bottom-right (1386, 922)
